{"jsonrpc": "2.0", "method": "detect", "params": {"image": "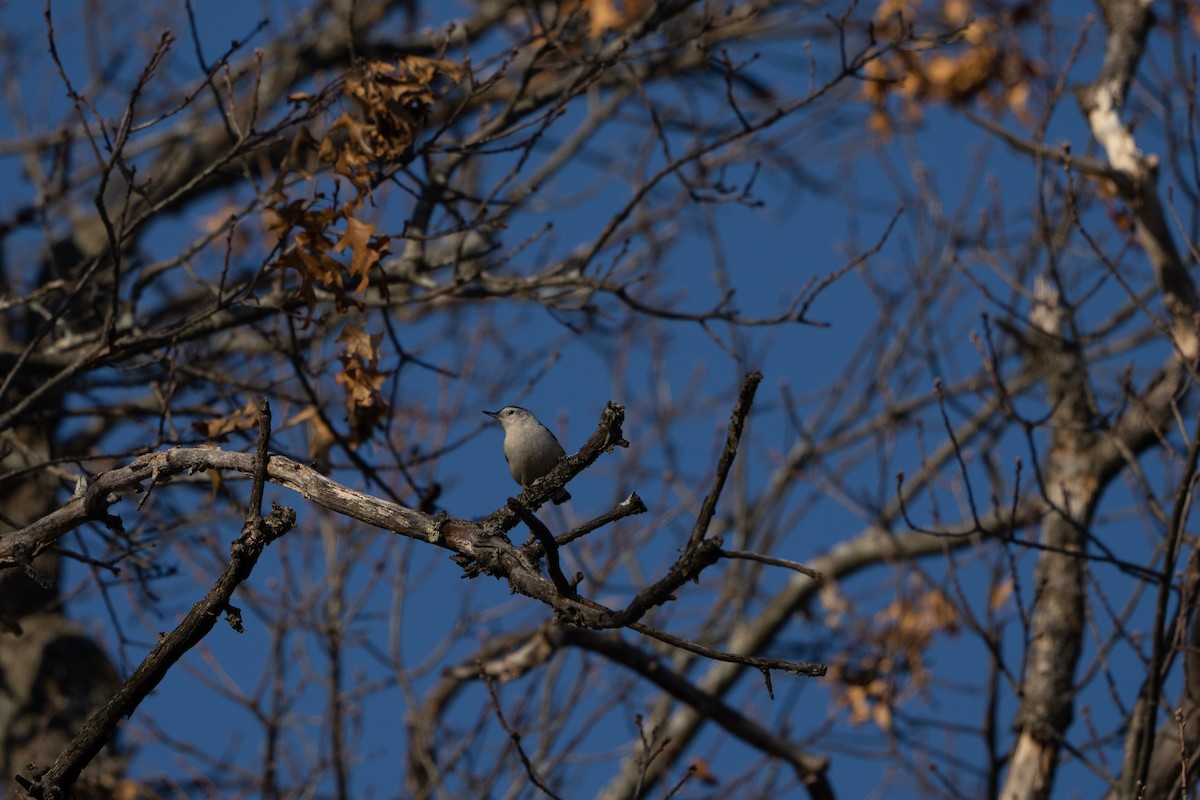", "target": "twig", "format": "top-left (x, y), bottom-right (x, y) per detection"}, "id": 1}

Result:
top-left (508, 499), bottom-right (574, 596)
top-left (628, 621), bottom-right (826, 679)
top-left (516, 492), bottom-right (648, 563)
top-left (719, 549), bottom-right (824, 582)
top-left (688, 371), bottom-right (762, 548)
top-left (480, 670), bottom-right (563, 800)
top-left (565, 627), bottom-right (830, 784)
